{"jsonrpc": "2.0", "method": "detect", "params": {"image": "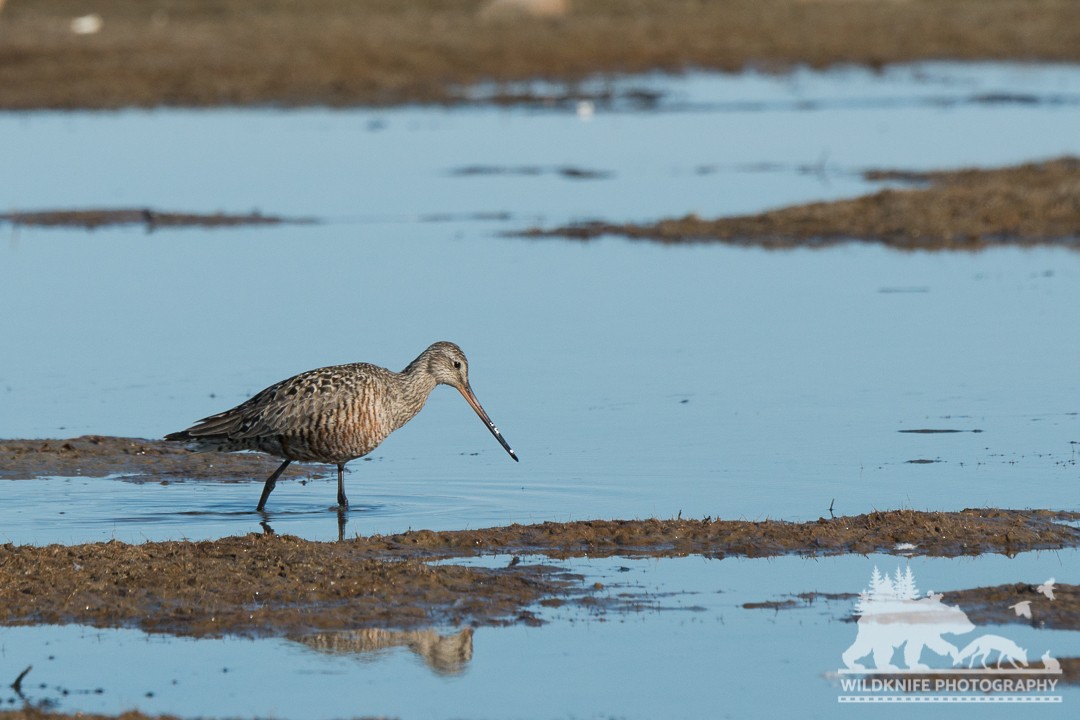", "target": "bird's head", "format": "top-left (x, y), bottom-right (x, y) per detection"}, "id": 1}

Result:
top-left (418, 341), bottom-right (518, 462)
top-left (423, 341), bottom-right (471, 391)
